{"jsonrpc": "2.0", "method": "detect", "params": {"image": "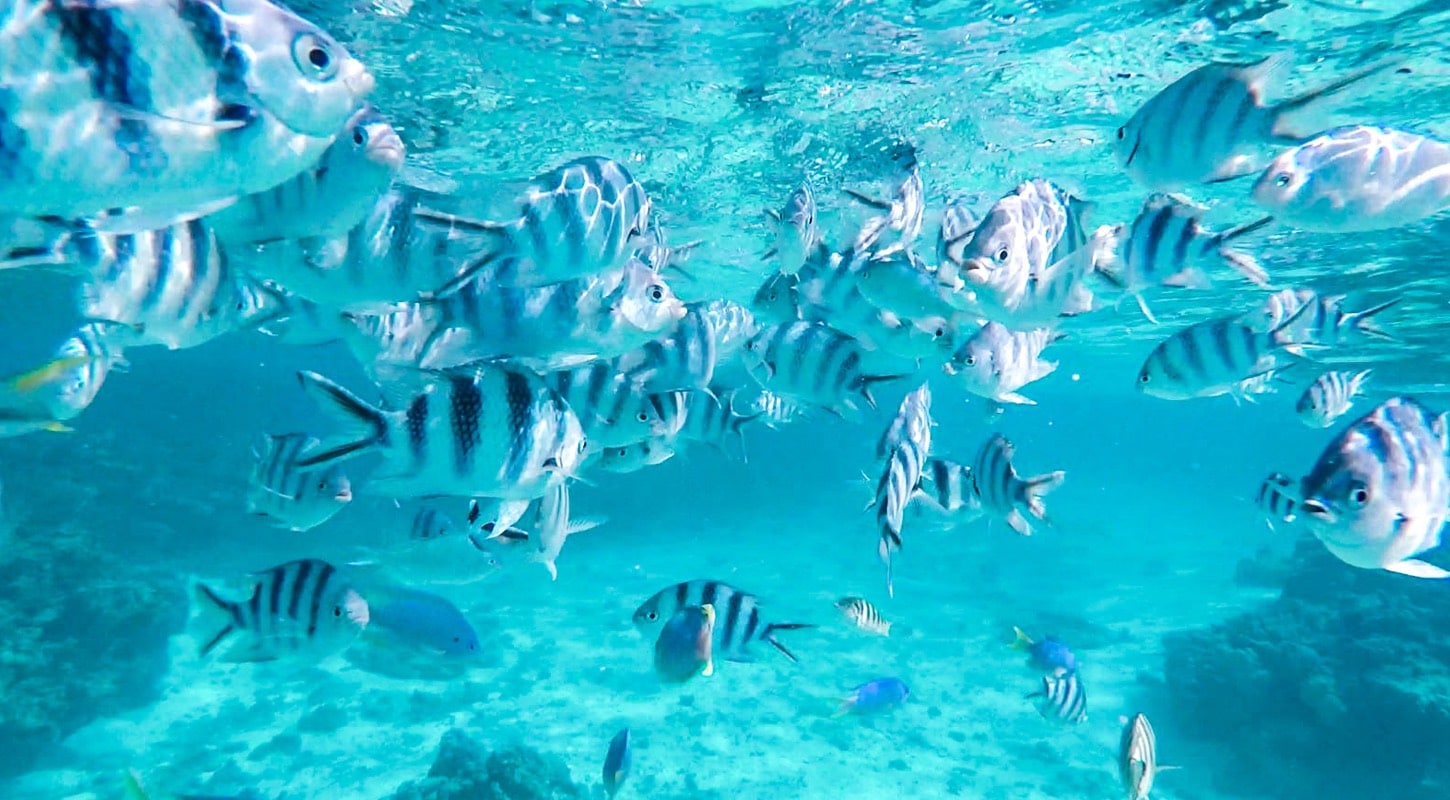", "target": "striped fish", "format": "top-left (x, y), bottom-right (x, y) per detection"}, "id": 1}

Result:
top-left (873, 383), bottom-right (932, 597)
top-left (1136, 312), bottom-right (1308, 401)
top-left (417, 156), bottom-right (652, 291)
top-left (937, 194), bottom-right (980, 270)
top-left (1298, 396), bottom-right (1450, 579)
top-left (1119, 713), bottom-right (1165, 800)
top-left (615, 302), bottom-right (718, 392)
top-left (1297, 369), bottom-right (1372, 429)
top-left (530, 480), bottom-right (602, 580)
top-left (294, 366), bottom-right (587, 502)
top-left (631, 579), bottom-right (815, 663)
top-left (46, 323), bottom-right (130, 421)
top-left (676, 389), bottom-right (760, 463)
top-left (972, 434), bottom-right (1064, 536)
top-left (0, 354), bottom-right (103, 438)
top-left (763, 180), bottom-right (821, 275)
top-left (0, 0), bottom-right (373, 221)
top-left (947, 179), bottom-right (1098, 327)
top-left (854, 248), bottom-right (963, 322)
top-left (192, 558), bottom-right (370, 663)
top-left (1028, 671), bottom-right (1087, 724)
top-left (694, 299), bottom-right (758, 366)
top-left (835, 596), bottom-right (891, 636)
top-left (207, 104), bottom-right (405, 245)
top-left (1090, 193), bottom-right (1271, 323)
top-left (646, 390), bottom-right (689, 440)
top-left (846, 141), bottom-right (925, 255)
top-left (1256, 472), bottom-right (1300, 531)
top-left (545, 361), bottom-right (664, 449)
top-left (742, 320), bottom-right (902, 419)
top-left (913, 457), bottom-right (983, 523)
top-left (234, 186), bottom-right (492, 309)
top-left (750, 271), bottom-right (803, 325)
top-left (740, 388), bottom-right (806, 429)
top-left (411, 507), bottom-right (458, 541)
top-left (255, 287), bottom-right (348, 347)
top-left (246, 433), bottom-right (352, 532)
top-left (1115, 55), bottom-right (1388, 190)
top-left (944, 322), bottom-right (1061, 406)
top-left (589, 437), bottom-right (676, 474)
top-left (1257, 288), bottom-right (1398, 346)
